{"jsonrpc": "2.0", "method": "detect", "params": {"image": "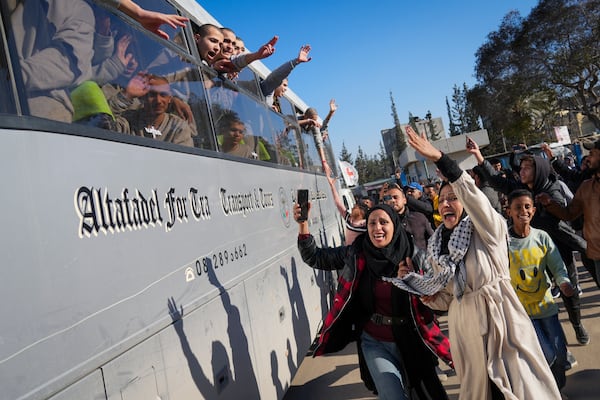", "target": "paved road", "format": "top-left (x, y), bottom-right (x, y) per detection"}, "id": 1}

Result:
top-left (284, 263), bottom-right (600, 400)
